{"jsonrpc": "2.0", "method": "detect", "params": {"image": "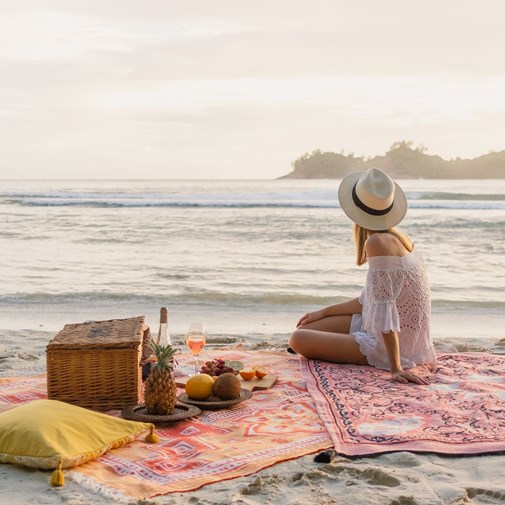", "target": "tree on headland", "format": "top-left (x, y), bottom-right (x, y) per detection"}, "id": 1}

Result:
top-left (280, 141), bottom-right (505, 179)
